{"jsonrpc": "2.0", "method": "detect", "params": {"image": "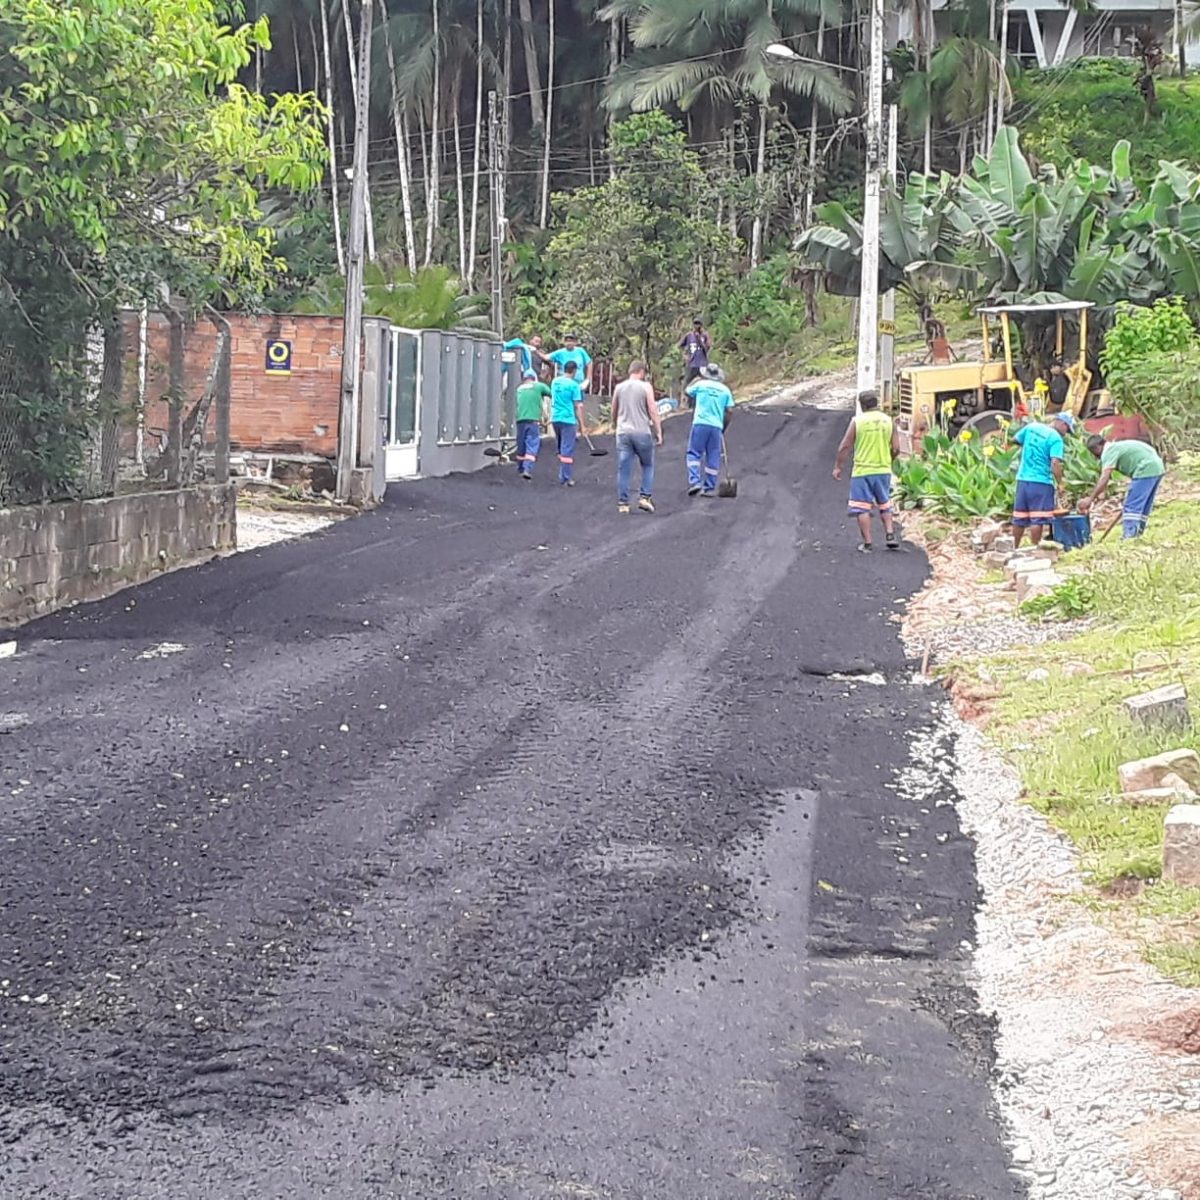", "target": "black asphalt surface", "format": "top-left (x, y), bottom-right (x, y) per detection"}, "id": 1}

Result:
top-left (0, 403), bottom-right (1022, 1199)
